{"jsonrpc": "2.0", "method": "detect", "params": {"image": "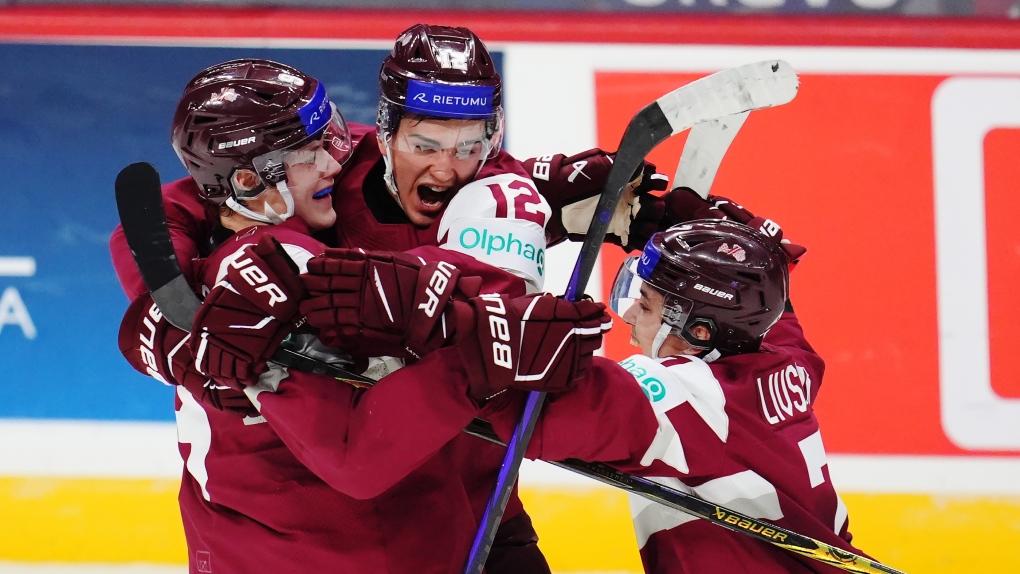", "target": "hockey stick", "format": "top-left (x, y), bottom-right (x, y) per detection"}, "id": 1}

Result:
top-left (114, 166), bottom-right (904, 574)
top-left (460, 421), bottom-right (904, 574)
top-left (673, 111), bottom-right (749, 198)
top-left (114, 162), bottom-right (377, 389)
top-left (463, 59), bottom-right (801, 574)
top-left (115, 163), bottom-right (200, 331)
